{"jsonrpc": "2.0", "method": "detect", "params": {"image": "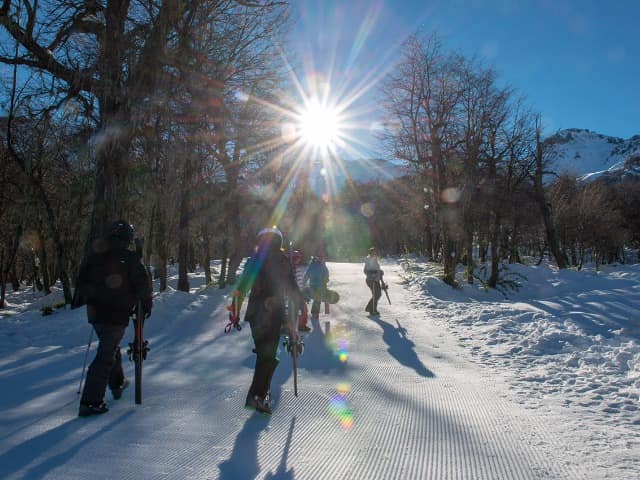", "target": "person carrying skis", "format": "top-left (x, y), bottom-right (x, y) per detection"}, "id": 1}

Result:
top-left (228, 226), bottom-right (303, 415)
top-left (76, 220), bottom-right (152, 417)
top-left (302, 255), bottom-right (330, 319)
top-left (364, 247), bottom-right (383, 315)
